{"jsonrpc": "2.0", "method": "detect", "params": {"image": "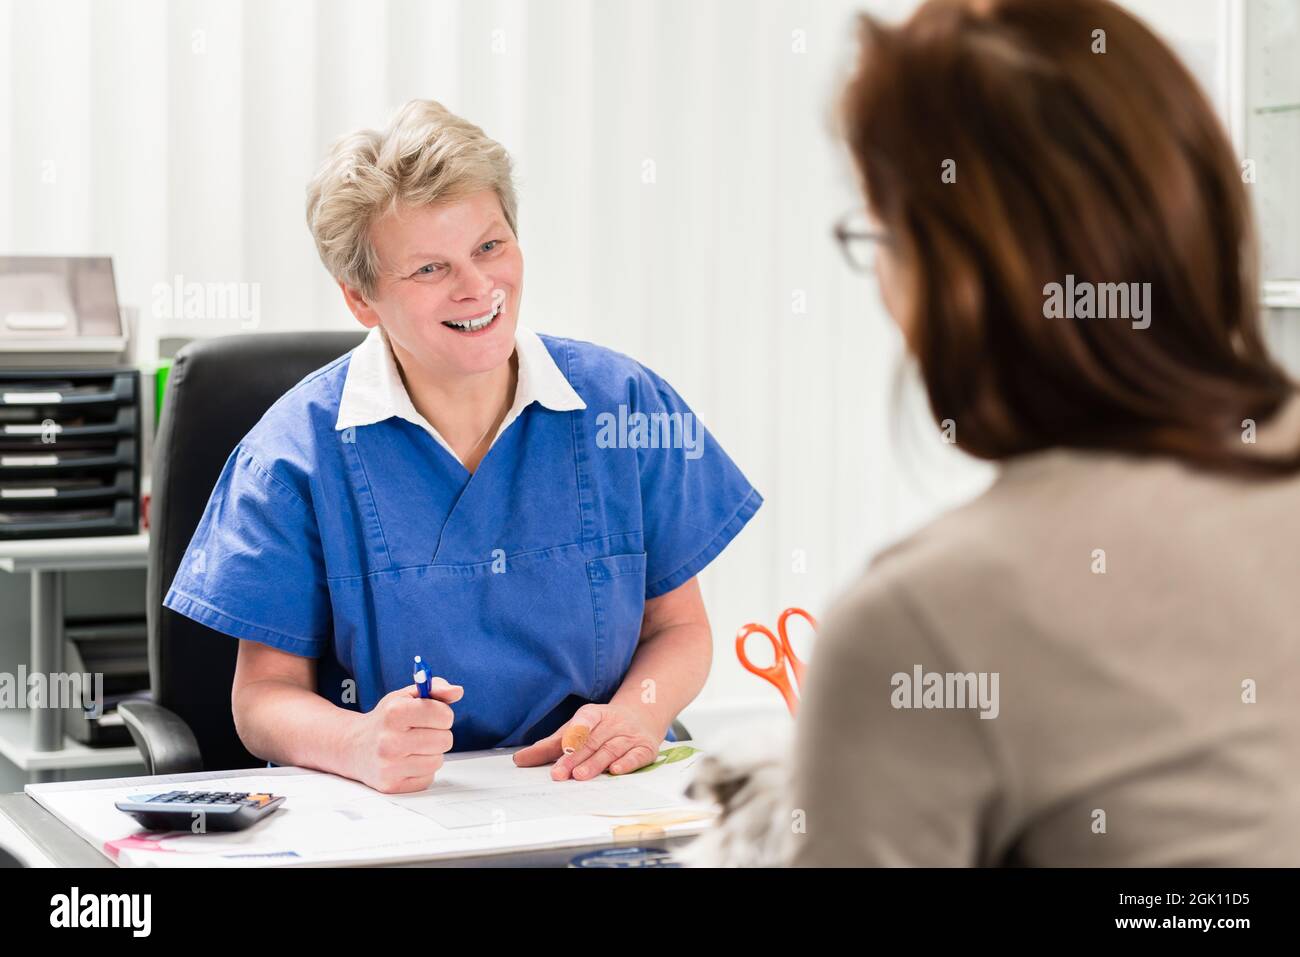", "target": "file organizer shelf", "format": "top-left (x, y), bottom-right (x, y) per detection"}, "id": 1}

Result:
top-left (0, 368), bottom-right (142, 540)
